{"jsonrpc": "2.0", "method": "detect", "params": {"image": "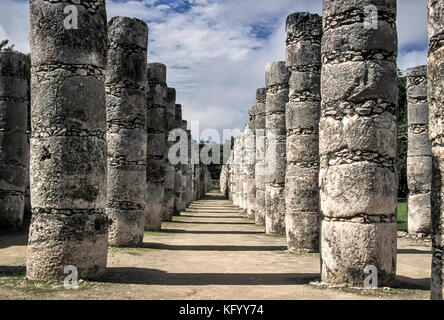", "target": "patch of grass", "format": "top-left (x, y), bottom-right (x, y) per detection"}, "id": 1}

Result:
top-left (398, 201), bottom-right (407, 232)
top-left (0, 276), bottom-right (94, 293)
